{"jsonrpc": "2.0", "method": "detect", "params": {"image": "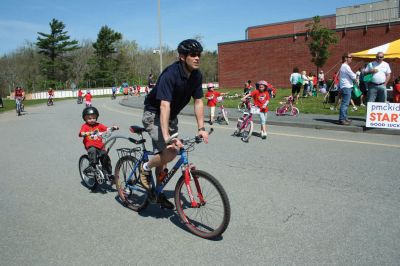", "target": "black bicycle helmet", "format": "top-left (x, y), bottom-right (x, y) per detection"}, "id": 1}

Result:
top-left (82, 106), bottom-right (99, 120)
top-left (177, 39), bottom-right (203, 55)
